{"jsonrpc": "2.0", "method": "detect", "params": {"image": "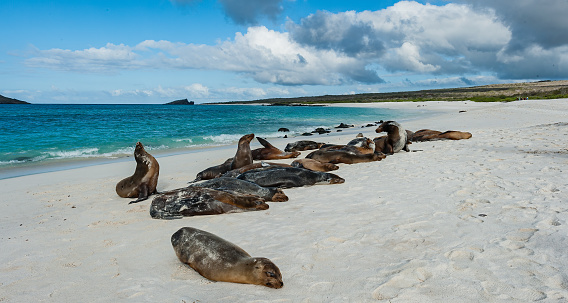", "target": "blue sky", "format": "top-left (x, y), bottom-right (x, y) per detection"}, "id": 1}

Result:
top-left (1, 0), bottom-right (567, 104)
